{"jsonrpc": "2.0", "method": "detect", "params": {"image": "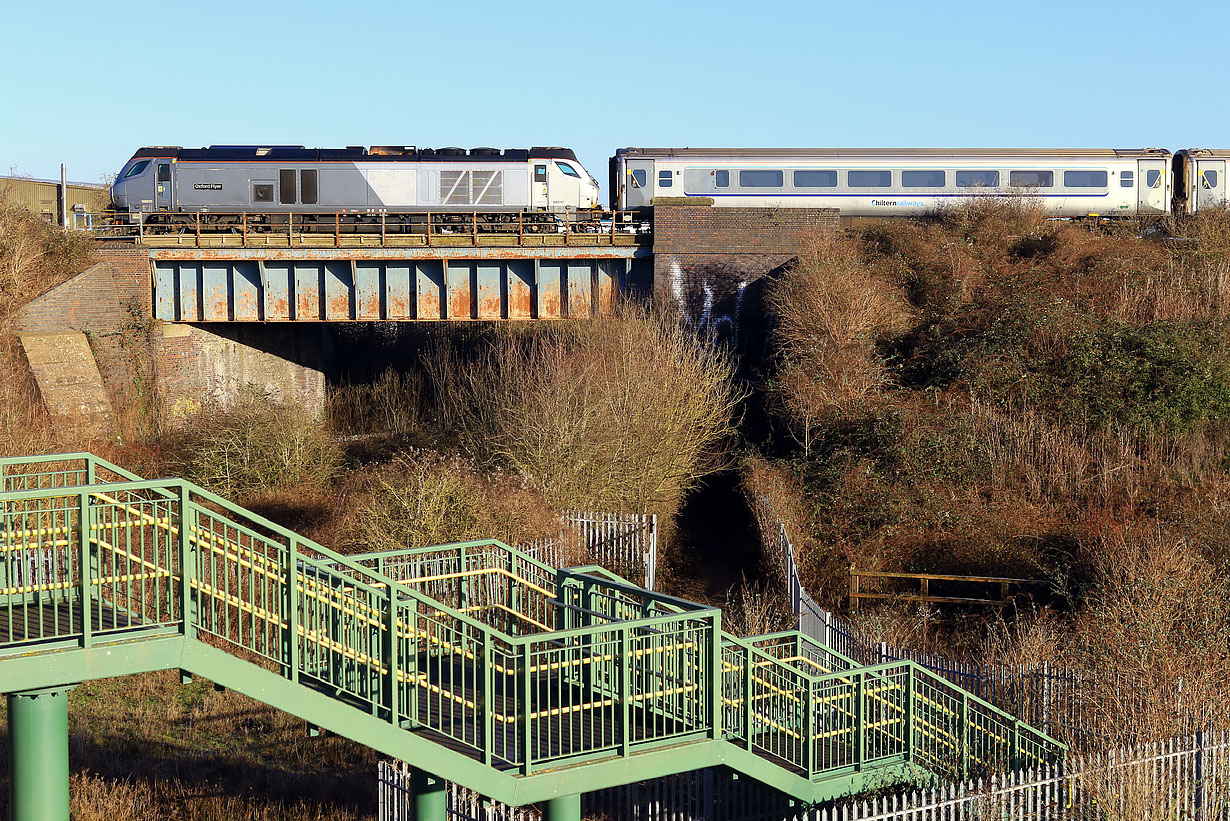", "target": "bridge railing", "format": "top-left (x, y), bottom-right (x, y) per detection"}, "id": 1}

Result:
top-left (71, 210), bottom-right (653, 248)
top-left (0, 460), bottom-right (722, 776)
top-left (0, 454), bottom-right (1064, 786)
